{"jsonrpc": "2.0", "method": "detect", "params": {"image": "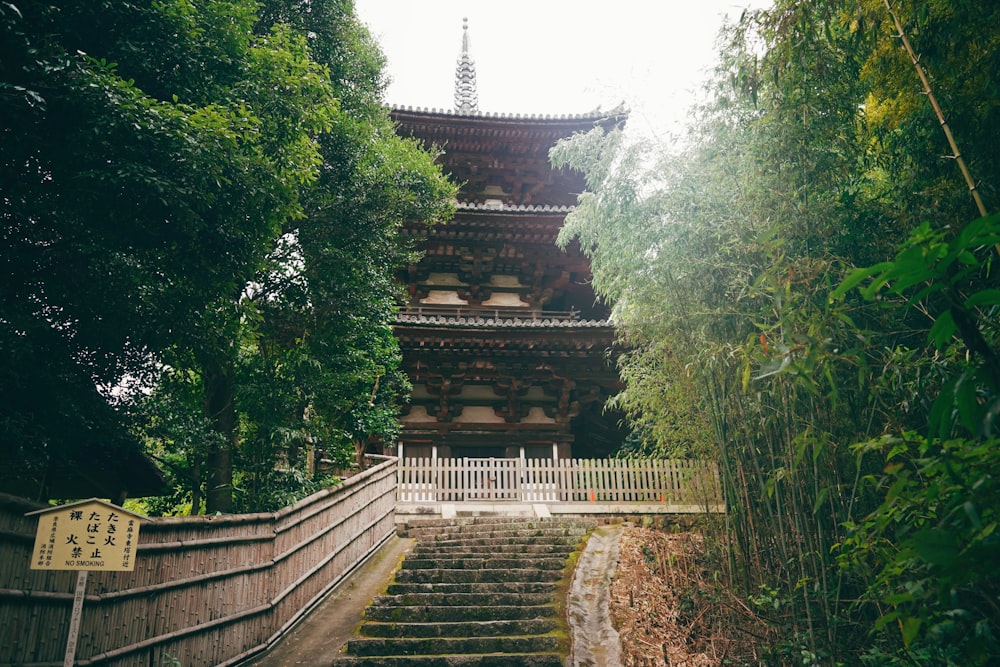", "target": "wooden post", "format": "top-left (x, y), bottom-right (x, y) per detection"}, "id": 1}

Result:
top-left (64, 570), bottom-right (88, 667)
